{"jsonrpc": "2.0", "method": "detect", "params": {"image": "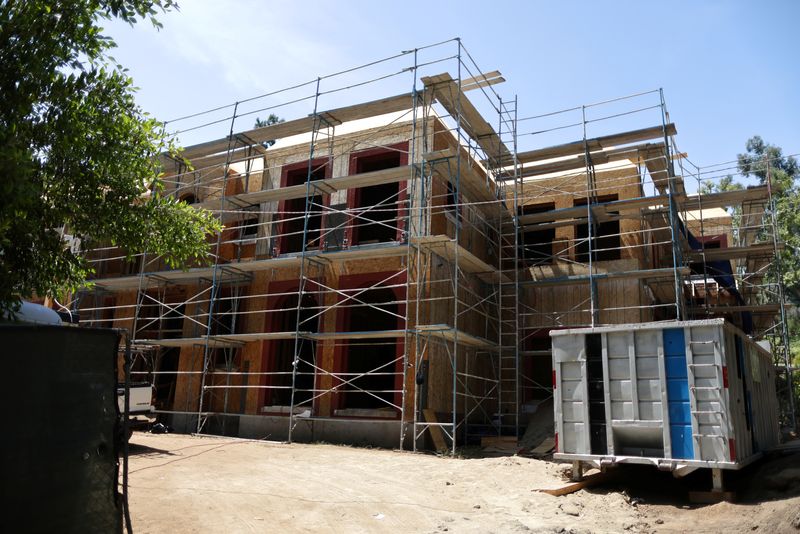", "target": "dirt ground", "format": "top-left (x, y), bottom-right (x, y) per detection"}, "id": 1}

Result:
top-left (126, 432), bottom-right (800, 533)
